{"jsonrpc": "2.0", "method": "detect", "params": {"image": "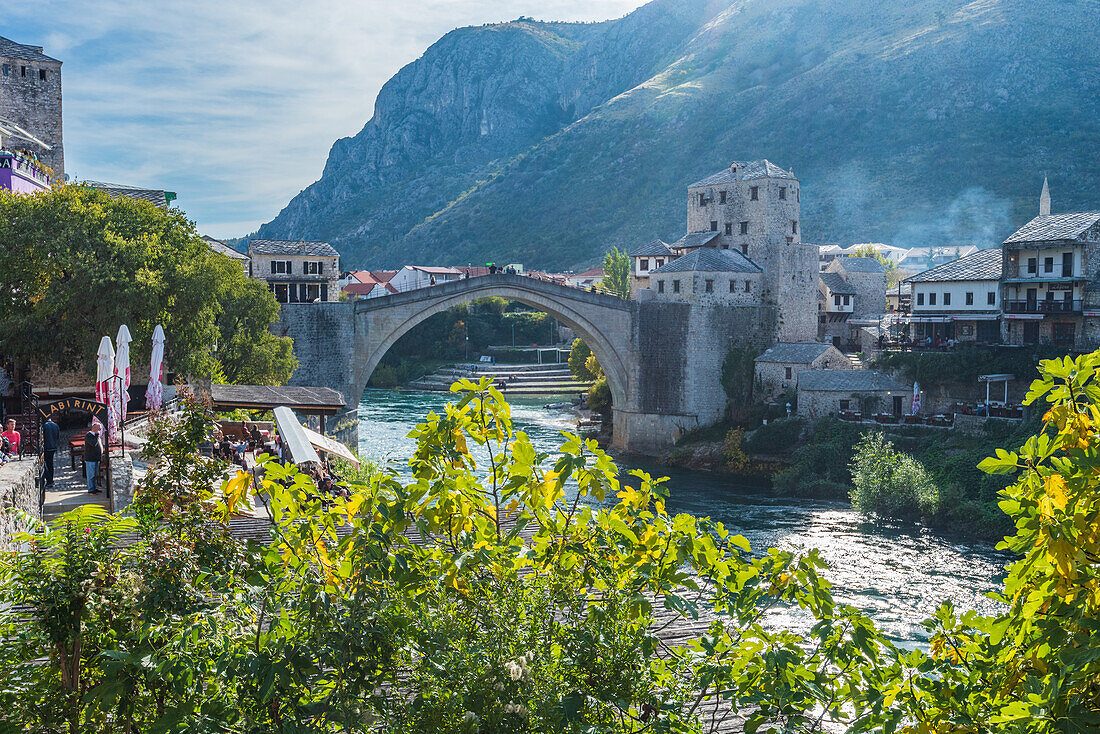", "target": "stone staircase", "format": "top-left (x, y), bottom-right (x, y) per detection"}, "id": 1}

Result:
top-left (408, 363), bottom-right (592, 396)
top-left (846, 352), bottom-right (867, 370)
